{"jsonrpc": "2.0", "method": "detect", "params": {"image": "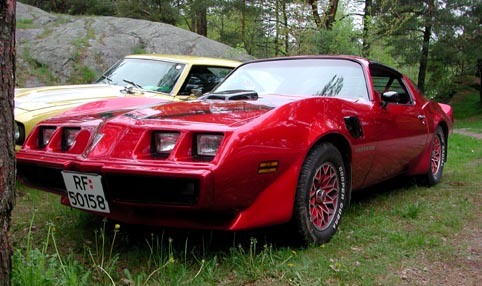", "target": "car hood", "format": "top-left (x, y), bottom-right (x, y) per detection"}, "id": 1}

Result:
top-left (122, 99), bottom-right (276, 127)
top-left (15, 84), bottom-right (129, 112)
